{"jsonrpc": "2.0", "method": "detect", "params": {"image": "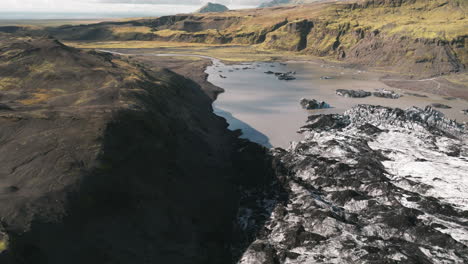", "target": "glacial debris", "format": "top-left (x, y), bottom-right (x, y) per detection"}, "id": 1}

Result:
top-left (336, 89), bottom-right (372, 98)
top-left (234, 104), bottom-right (468, 263)
top-left (372, 88), bottom-right (402, 99)
top-left (299, 98), bottom-right (330, 110)
top-left (431, 103), bottom-right (452, 109)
